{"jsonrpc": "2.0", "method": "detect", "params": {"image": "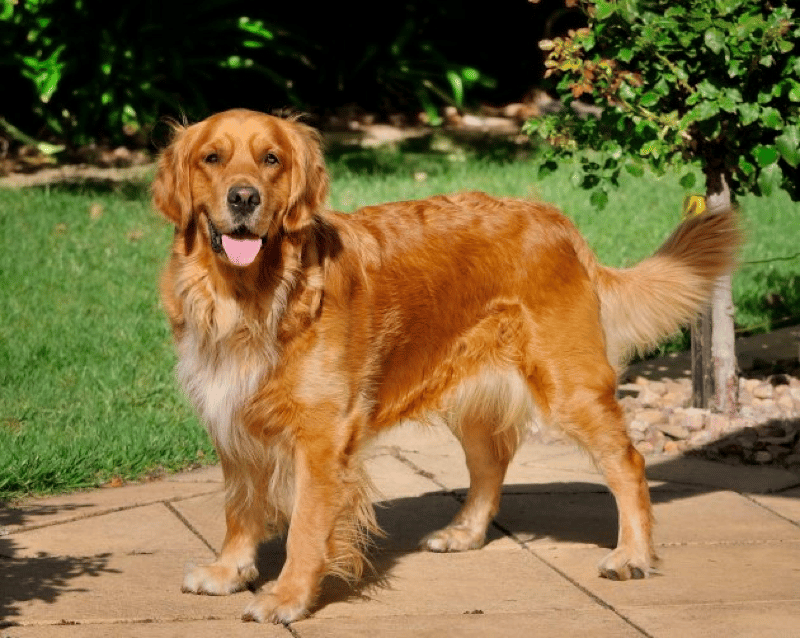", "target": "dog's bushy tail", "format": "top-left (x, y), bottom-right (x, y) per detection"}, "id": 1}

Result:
top-left (591, 209), bottom-right (741, 369)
